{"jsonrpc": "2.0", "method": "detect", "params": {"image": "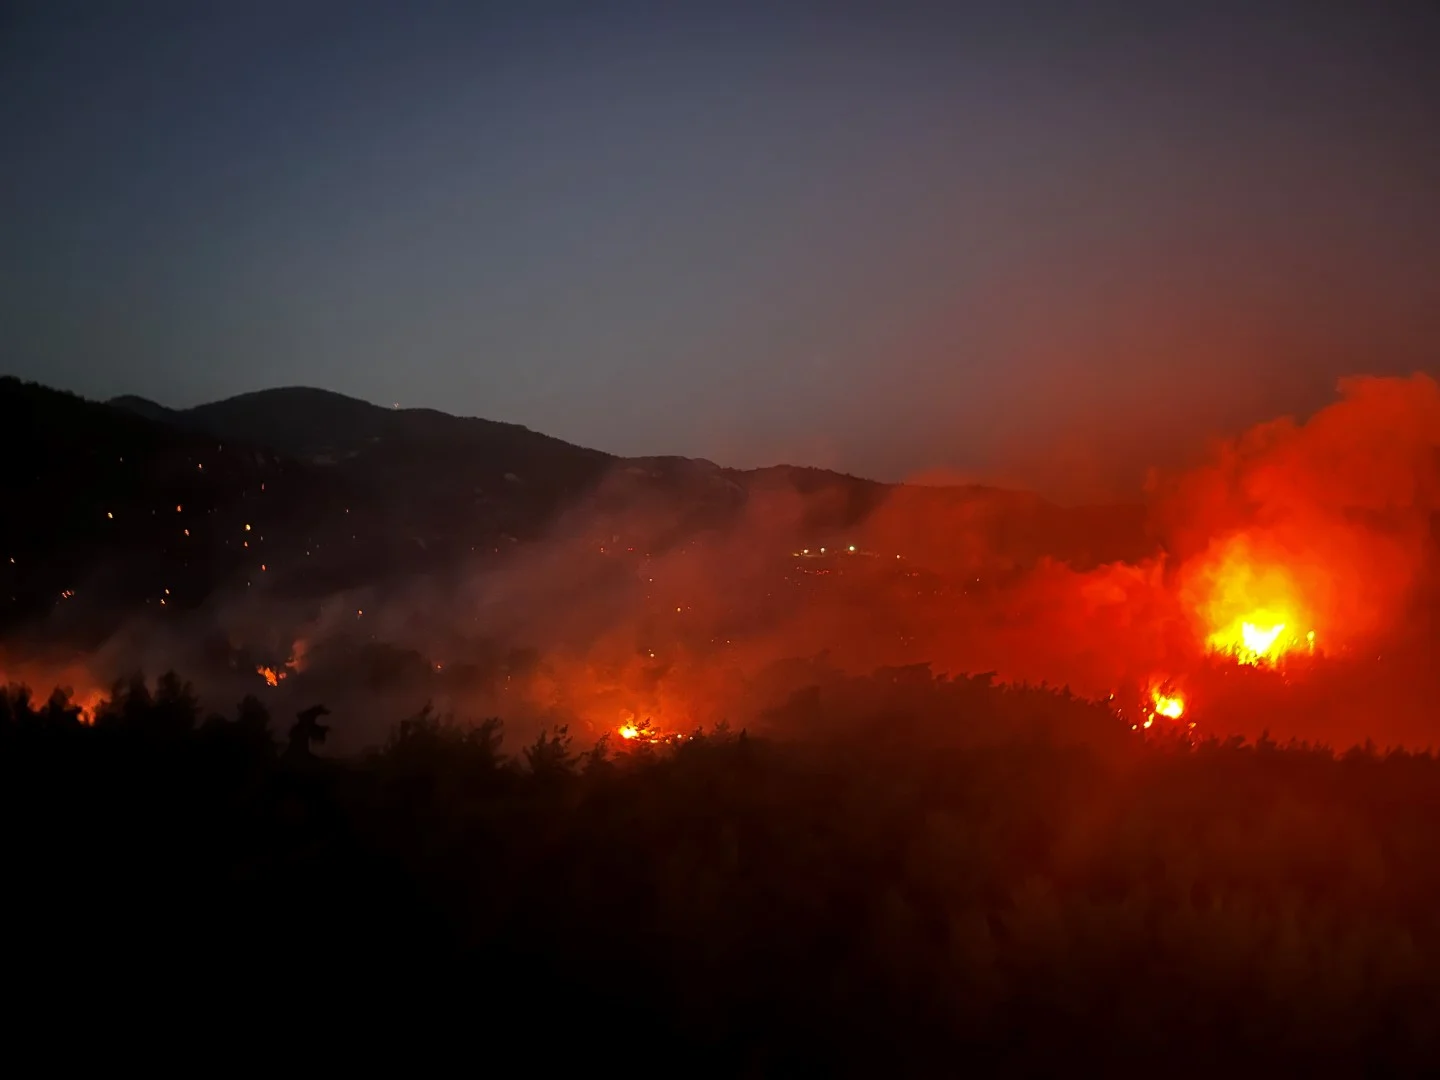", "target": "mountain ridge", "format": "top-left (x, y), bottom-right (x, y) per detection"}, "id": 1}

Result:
top-left (104, 382), bottom-right (1152, 571)
top-left (109, 385), bottom-right (1039, 502)
top-left (0, 377), bottom-right (1152, 644)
